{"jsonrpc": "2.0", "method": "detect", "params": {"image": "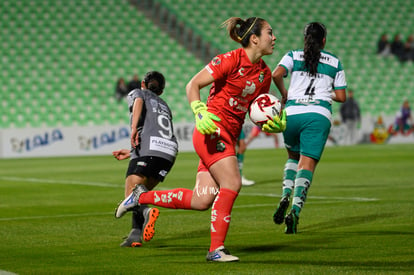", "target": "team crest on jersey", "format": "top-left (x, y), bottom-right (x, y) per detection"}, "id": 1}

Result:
top-left (258, 71), bottom-right (264, 83)
top-left (211, 57), bottom-right (221, 66)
